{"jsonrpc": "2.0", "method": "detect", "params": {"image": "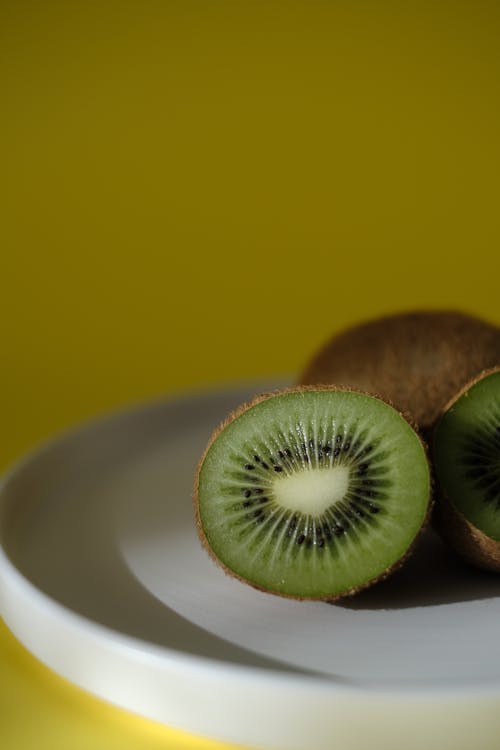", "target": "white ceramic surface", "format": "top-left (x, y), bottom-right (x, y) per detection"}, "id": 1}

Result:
top-left (1, 384), bottom-right (500, 750)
